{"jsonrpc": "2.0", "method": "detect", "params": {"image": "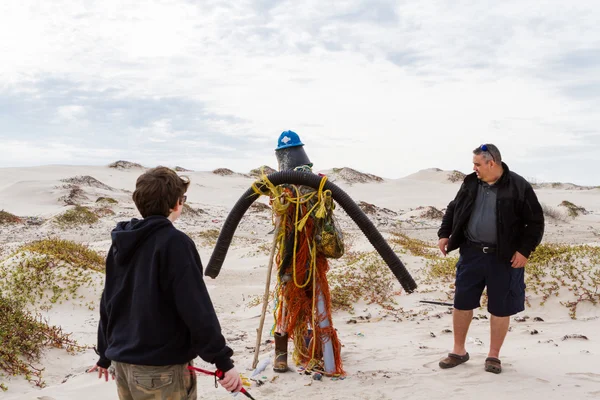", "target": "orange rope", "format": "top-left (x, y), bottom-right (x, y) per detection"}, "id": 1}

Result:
top-left (274, 186), bottom-right (344, 376)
